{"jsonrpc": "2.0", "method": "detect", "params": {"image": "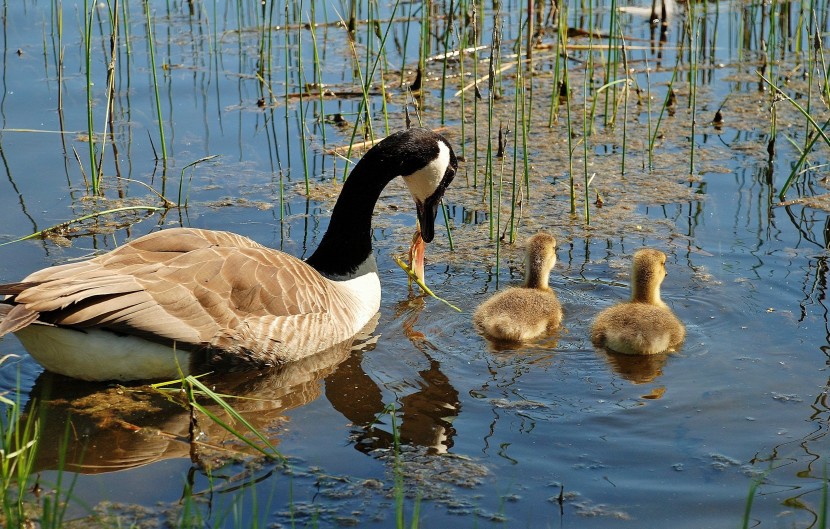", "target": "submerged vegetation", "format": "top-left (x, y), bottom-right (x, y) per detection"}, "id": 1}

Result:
top-left (3, 0), bottom-right (830, 526)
